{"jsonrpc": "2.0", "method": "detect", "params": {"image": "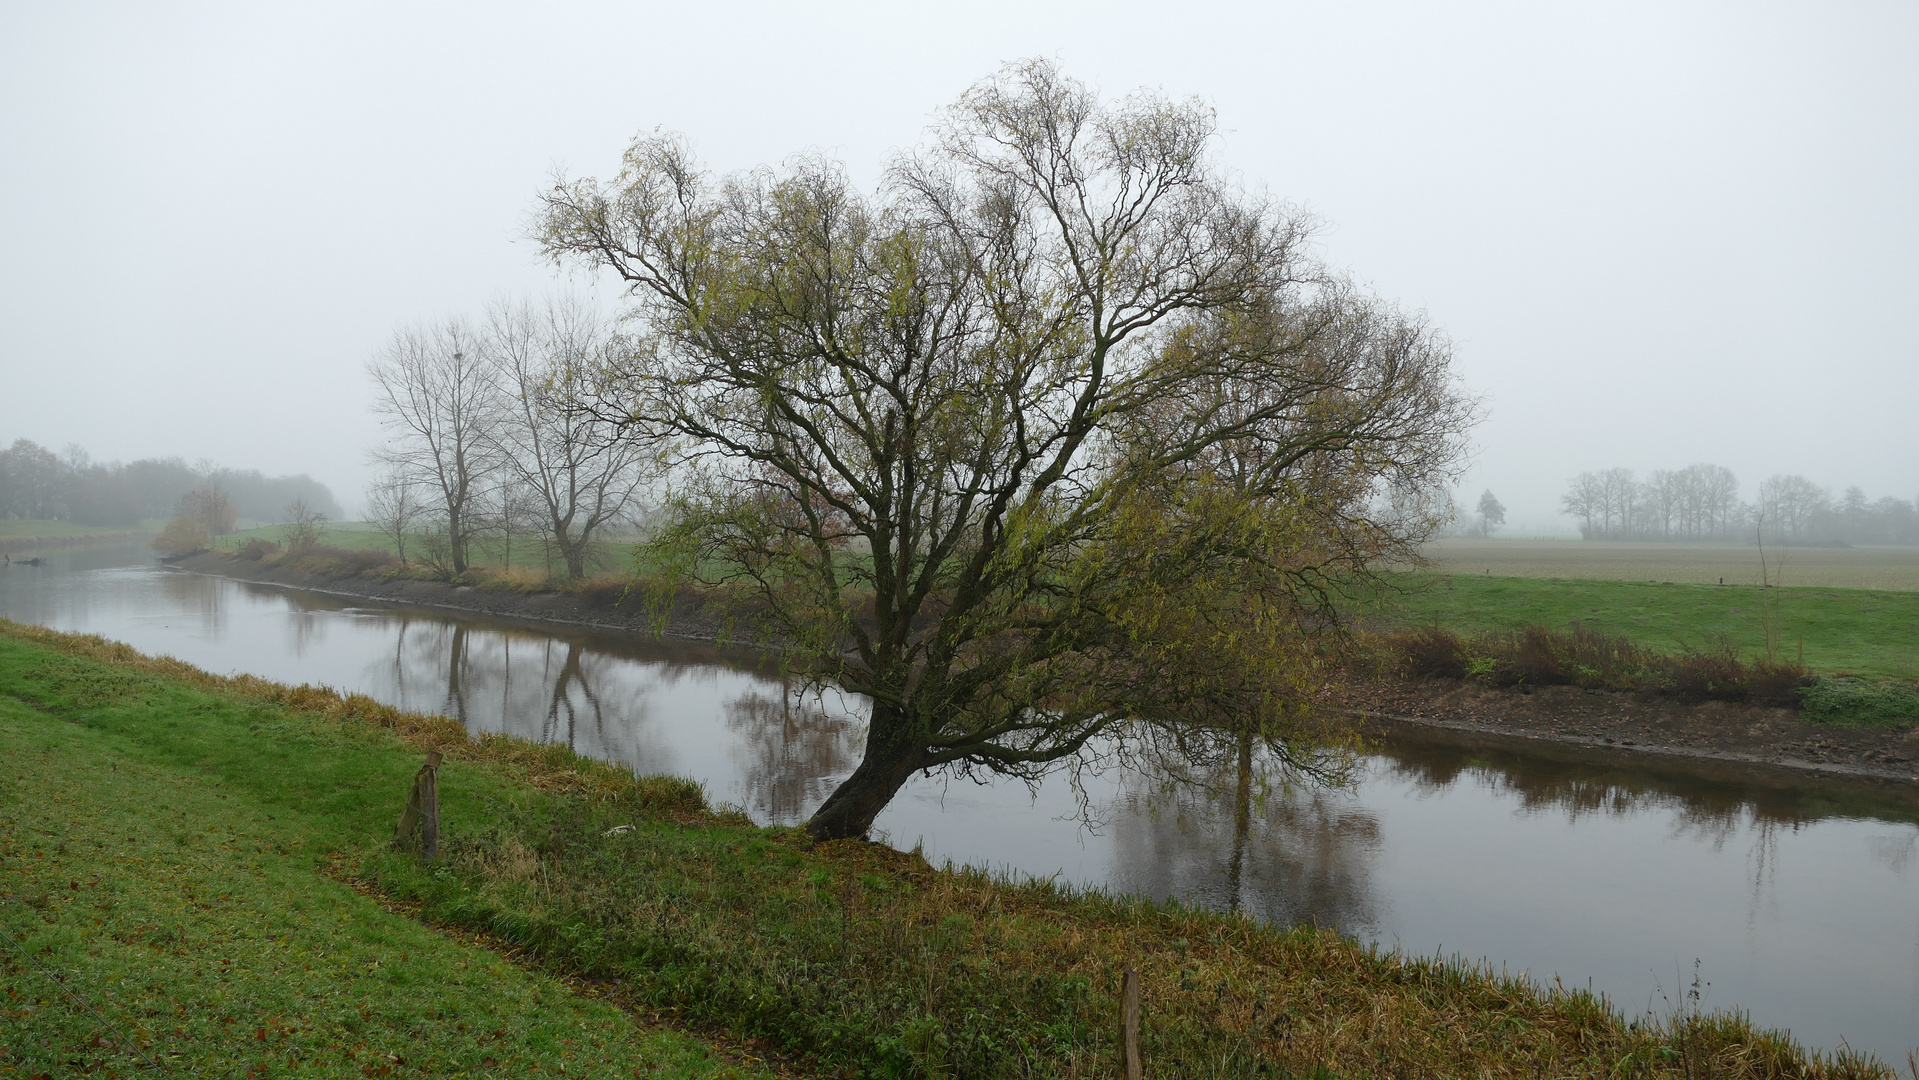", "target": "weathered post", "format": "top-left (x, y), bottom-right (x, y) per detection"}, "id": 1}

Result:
top-left (1119, 968), bottom-right (1142, 1080)
top-left (394, 750), bottom-right (443, 859)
